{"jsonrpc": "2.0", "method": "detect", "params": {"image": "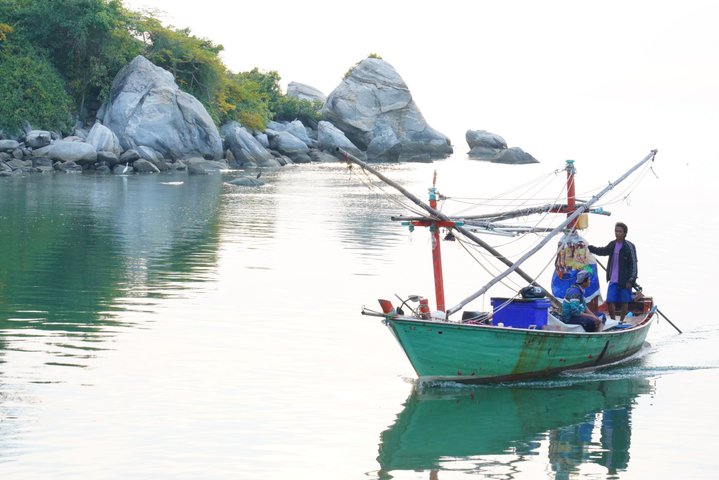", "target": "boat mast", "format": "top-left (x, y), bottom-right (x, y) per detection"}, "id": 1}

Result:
top-left (445, 149), bottom-right (658, 316)
top-left (565, 159), bottom-right (578, 228)
top-left (428, 172), bottom-right (446, 311)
